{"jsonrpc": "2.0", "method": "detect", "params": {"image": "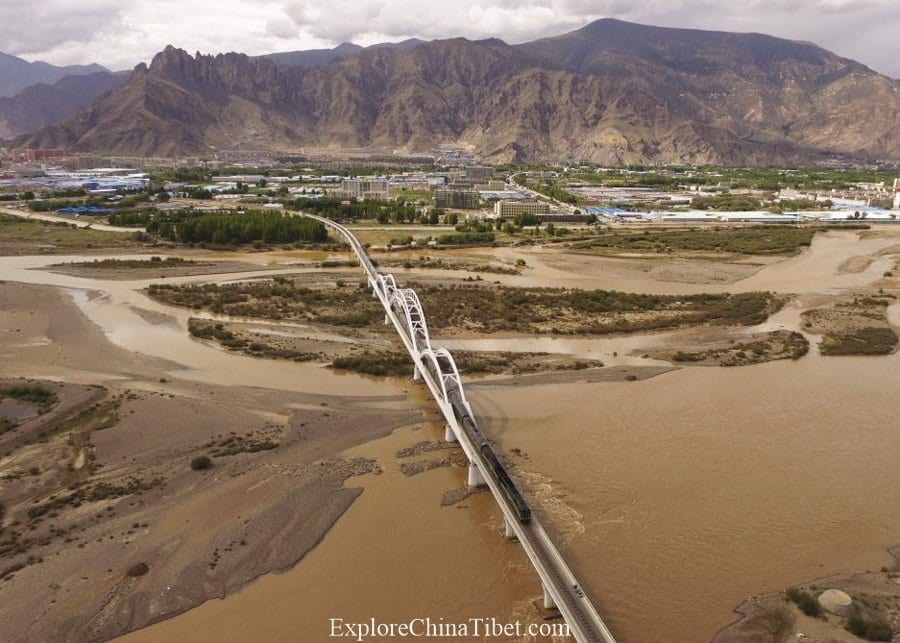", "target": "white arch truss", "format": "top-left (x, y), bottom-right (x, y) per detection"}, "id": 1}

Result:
top-left (390, 287), bottom-right (432, 354)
